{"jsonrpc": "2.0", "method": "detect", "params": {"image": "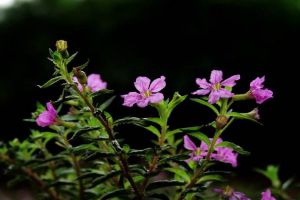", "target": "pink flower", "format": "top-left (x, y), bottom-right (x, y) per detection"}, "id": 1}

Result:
top-left (73, 73), bottom-right (107, 92)
top-left (261, 189), bottom-right (276, 200)
top-left (121, 76), bottom-right (166, 108)
top-left (183, 135), bottom-right (238, 167)
top-left (183, 135), bottom-right (208, 161)
top-left (36, 102), bottom-right (57, 127)
top-left (192, 70), bottom-right (240, 104)
top-left (250, 76), bottom-right (273, 104)
top-left (214, 187), bottom-right (251, 200)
